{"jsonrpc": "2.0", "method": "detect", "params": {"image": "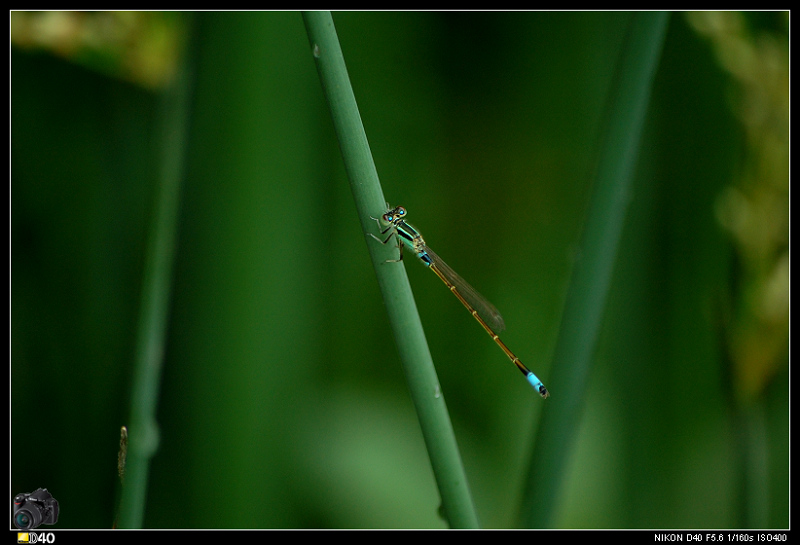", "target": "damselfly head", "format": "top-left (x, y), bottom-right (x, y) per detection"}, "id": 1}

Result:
top-left (383, 205), bottom-right (407, 224)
